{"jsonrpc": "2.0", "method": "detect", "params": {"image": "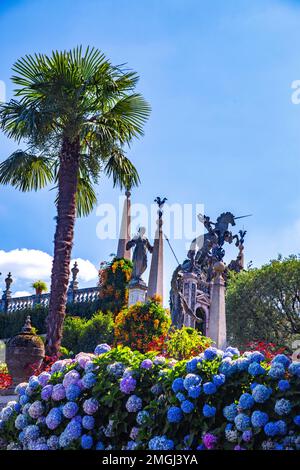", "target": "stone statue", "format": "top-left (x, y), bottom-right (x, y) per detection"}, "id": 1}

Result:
top-left (126, 227), bottom-right (153, 285)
